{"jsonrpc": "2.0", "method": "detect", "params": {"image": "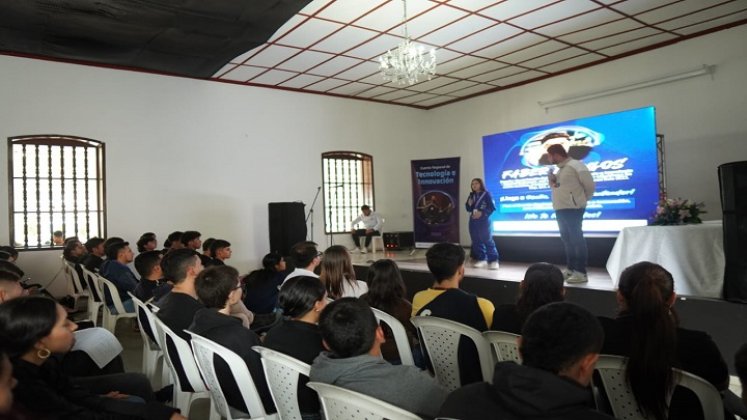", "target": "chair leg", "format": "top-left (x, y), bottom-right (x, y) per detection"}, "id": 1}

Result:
top-left (208, 400), bottom-right (221, 420)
